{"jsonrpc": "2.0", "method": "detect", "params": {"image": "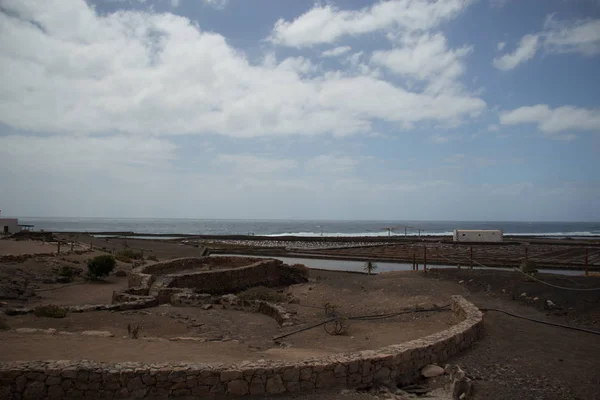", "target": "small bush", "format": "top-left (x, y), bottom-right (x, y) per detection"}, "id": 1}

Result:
top-left (520, 260), bottom-right (538, 277)
top-left (364, 261), bottom-right (378, 275)
top-left (115, 249), bottom-right (143, 263)
top-left (0, 318), bottom-right (9, 330)
top-left (238, 286), bottom-right (286, 303)
top-left (147, 254), bottom-right (158, 261)
top-left (58, 266), bottom-right (75, 282)
top-left (87, 255), bottom-right (116, 279)
top-left (34, 304), bottom-right (67, 318)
